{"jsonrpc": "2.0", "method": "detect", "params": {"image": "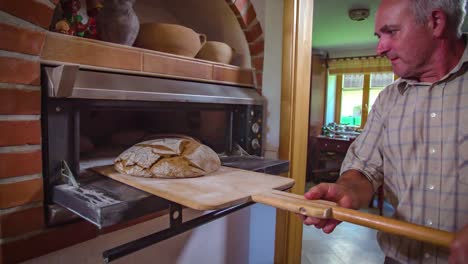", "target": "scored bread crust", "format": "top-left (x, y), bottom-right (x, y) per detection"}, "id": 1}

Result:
top-left (114, 138), bottom-right (221, 178)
